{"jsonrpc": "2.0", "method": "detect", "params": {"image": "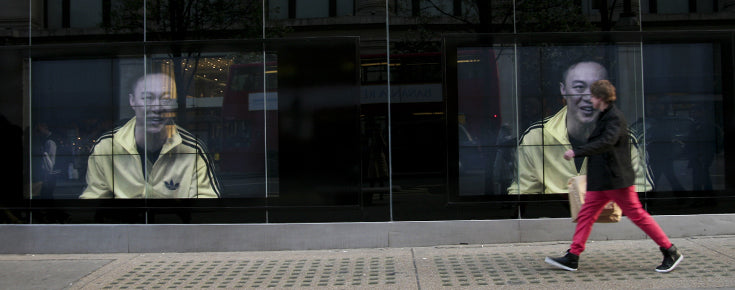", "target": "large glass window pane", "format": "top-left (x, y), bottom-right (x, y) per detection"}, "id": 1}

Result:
top-left (456, 46), bottom-right (515, 197)
top-left (389, 0), bottom-right (448, 221)
top-left (445, 40), bottom-right (522, 220)
top-left (642, 43), bottom-right (725, 202)
top-left (265, 38), bottom-right (361, 222)
top-left (267, 1), bottom-right (390, 222)
top-left (509, 43), bottom-right (646, 218)
top-left (26, 46), bottom-right (276, 222)
top-left (217, 52), bottom-right (276, 199)
top-left (137, 47), bottom-right (272, 223)
top-left (31, 59), bottom-right (118, 200)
